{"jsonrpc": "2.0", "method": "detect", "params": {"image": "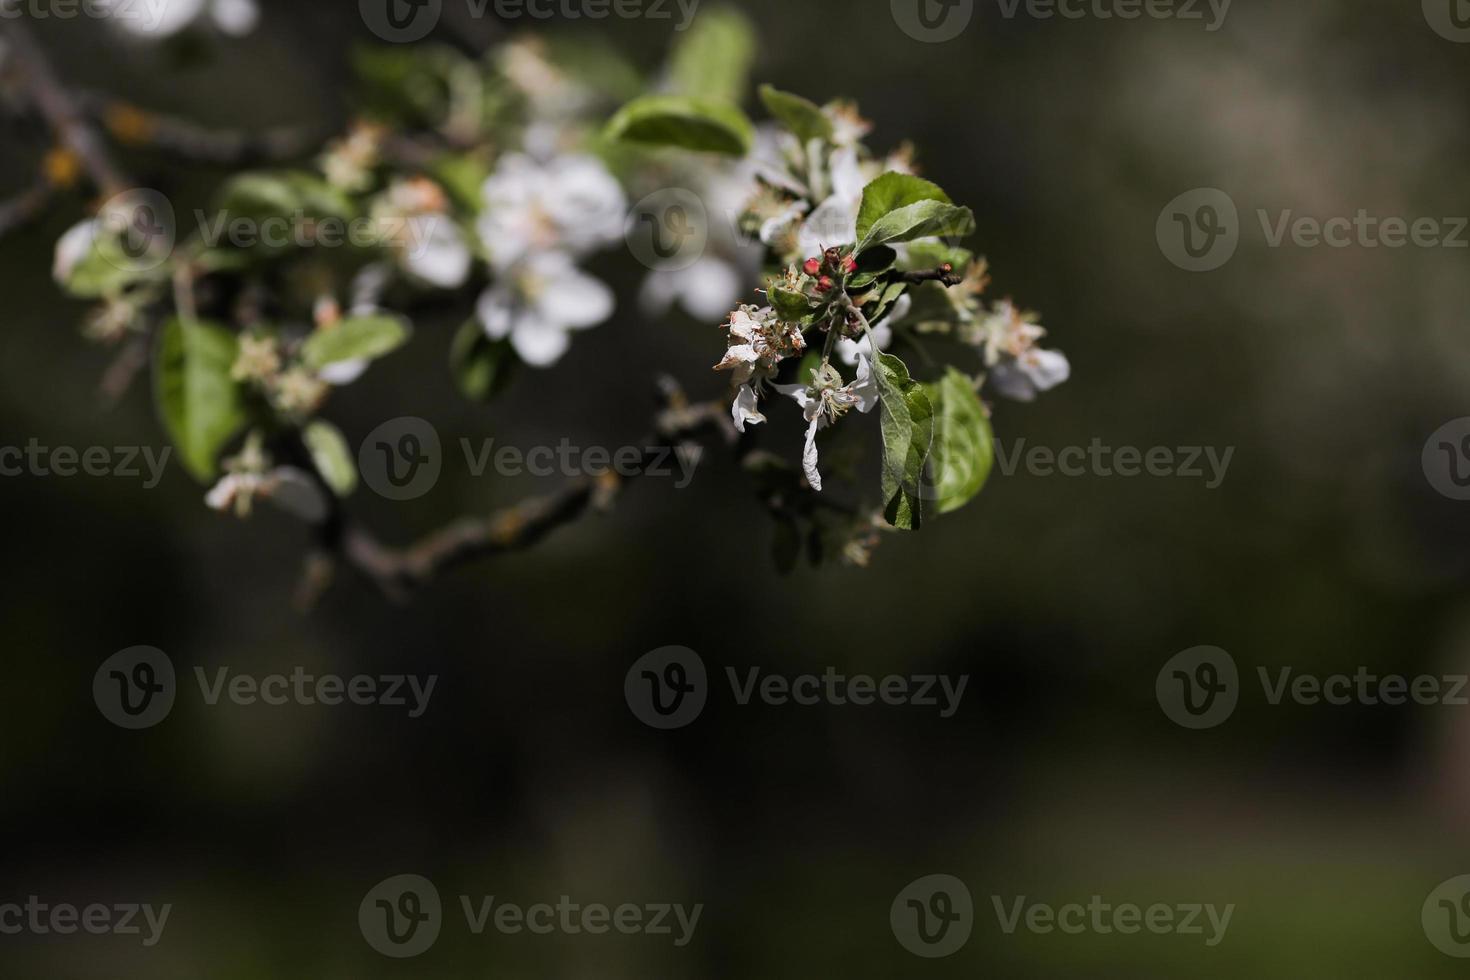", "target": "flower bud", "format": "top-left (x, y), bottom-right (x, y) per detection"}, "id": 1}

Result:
top-left (803, 257), bottom-right (822, 276)
top-left (817, 276), bottom-right (835, 293)
top-left (841, 255), bottom-right (858, 275)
